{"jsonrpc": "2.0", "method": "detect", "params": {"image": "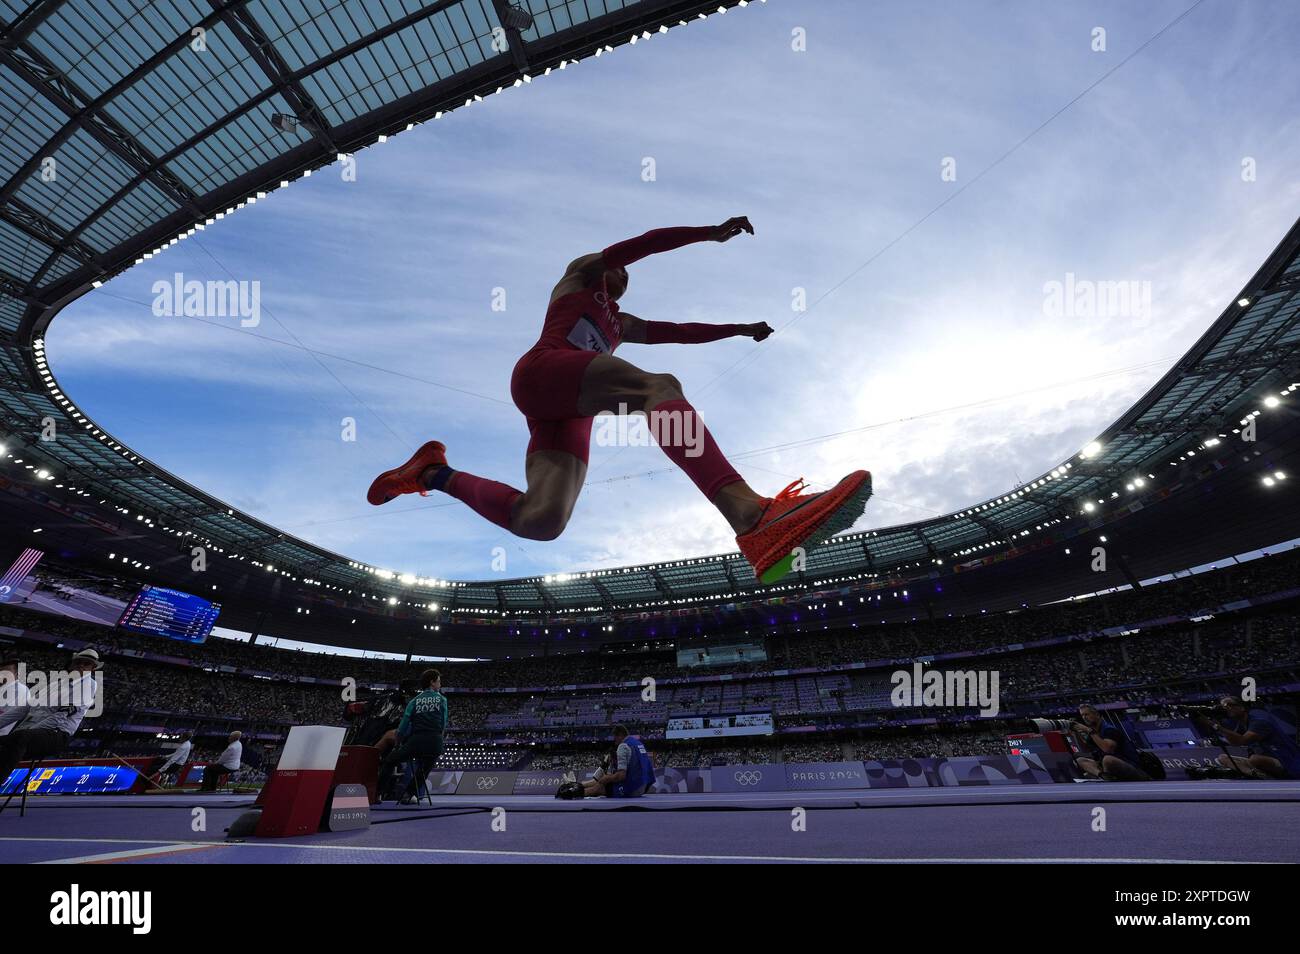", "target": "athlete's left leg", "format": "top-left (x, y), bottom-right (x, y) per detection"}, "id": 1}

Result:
top-left (505, 446), bottom-right (587, 541)
top-left (419, 418), bottom-right (590, 540)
